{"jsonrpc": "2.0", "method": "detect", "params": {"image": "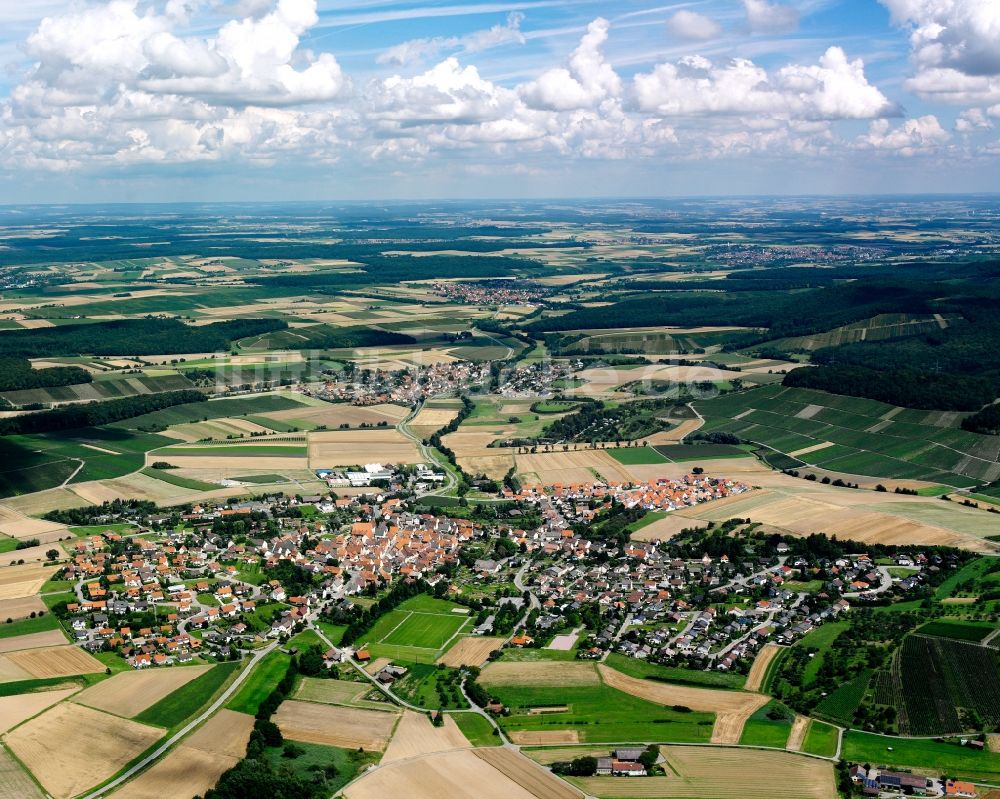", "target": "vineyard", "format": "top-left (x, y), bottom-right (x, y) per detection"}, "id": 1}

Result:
top-left (814, 670), bottom-right (871, 725)
top-left (897, 636), bottom-right (1000, 735)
